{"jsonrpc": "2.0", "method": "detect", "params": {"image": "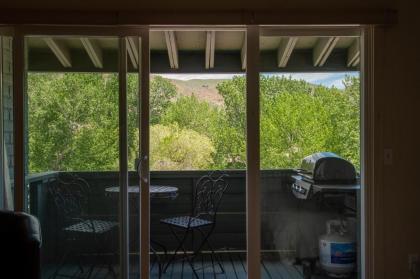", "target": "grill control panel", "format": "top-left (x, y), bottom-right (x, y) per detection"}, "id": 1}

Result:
top-left (291, 175), bottom-right (312, 199)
